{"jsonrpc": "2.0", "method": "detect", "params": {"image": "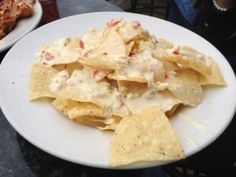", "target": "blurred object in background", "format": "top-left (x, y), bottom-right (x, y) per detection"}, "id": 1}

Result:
top-left (107, 0), bottom-right (168, 18)
top-left (167, 0), bottom-right (236, 53)
top-left (107, 0), bottom-right (132, 10)
top-left (193, 0), bottom-right (236, 72)
top-left (38, 0), bottom-right (59, 25)
top-left (167, 0), bottom-right (199, 26)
